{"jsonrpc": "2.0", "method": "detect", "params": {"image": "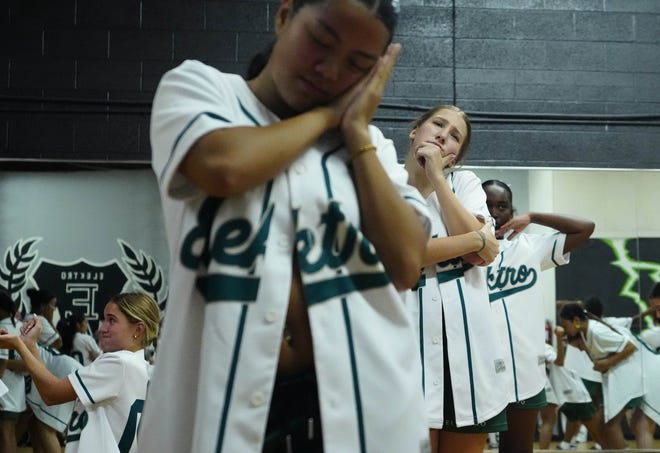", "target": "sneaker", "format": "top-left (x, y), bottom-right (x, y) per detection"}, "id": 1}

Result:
top-left (556, 442), bottom-right (577, 450)
top-left (590, 444), bottom-right (602, 450)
